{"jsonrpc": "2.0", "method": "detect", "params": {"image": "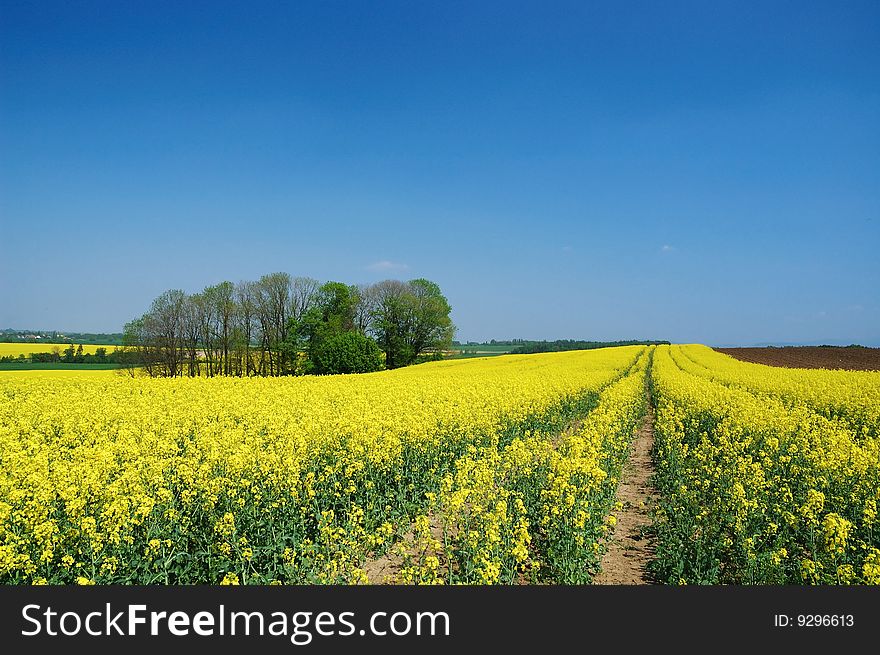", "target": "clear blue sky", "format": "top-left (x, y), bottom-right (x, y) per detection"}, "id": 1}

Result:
top-left (1, 1), bottom-right (878, 346)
